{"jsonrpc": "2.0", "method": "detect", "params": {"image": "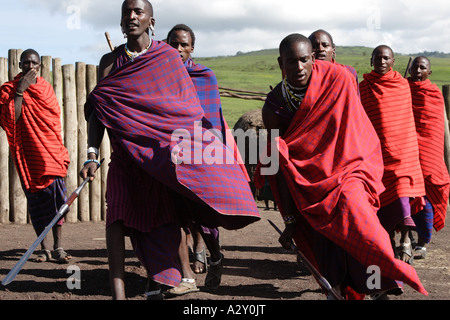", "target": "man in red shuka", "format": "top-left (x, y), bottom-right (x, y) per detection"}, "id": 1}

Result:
top-left (0, 49), bottom-right (71, 264)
